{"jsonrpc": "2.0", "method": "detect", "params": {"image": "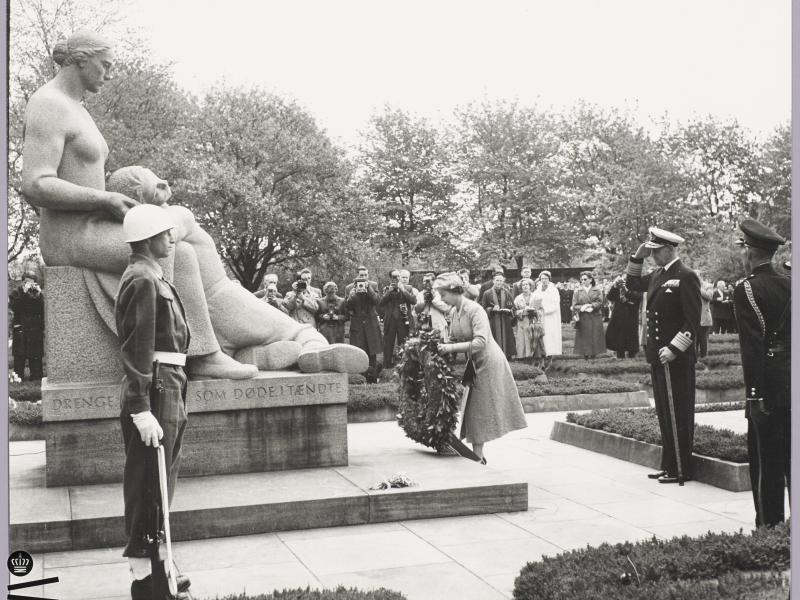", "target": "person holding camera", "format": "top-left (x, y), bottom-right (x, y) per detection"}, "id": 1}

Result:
top-left (262, 283), bottom-right (289, 315)
top-left (379, 269), bottom-right (417, 368)
top-left (415, 272), bottom-right (451, 337)
top-left (605, 274), bottom-right (643, 359)
top-left (345, 266), bottom-right (383, 381)
top-left (481, 270), bottom-right (516, 360)
top-left (317, 281), bottom-right (347, 344)
top-left (298, 267), bottom-right (322, 298)
top-left (282, 279), bottom-right (320, 325)
top-left (10, 270), bottom-right (45, 381)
